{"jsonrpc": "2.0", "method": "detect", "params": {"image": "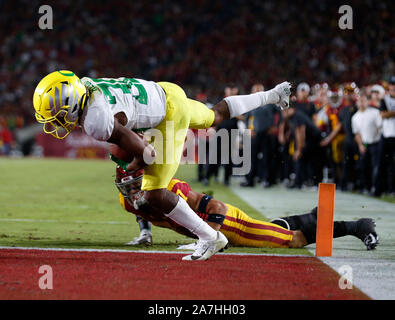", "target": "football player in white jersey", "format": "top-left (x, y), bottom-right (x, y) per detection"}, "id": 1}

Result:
top-left (33, 70), bottom-right (291, 260)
